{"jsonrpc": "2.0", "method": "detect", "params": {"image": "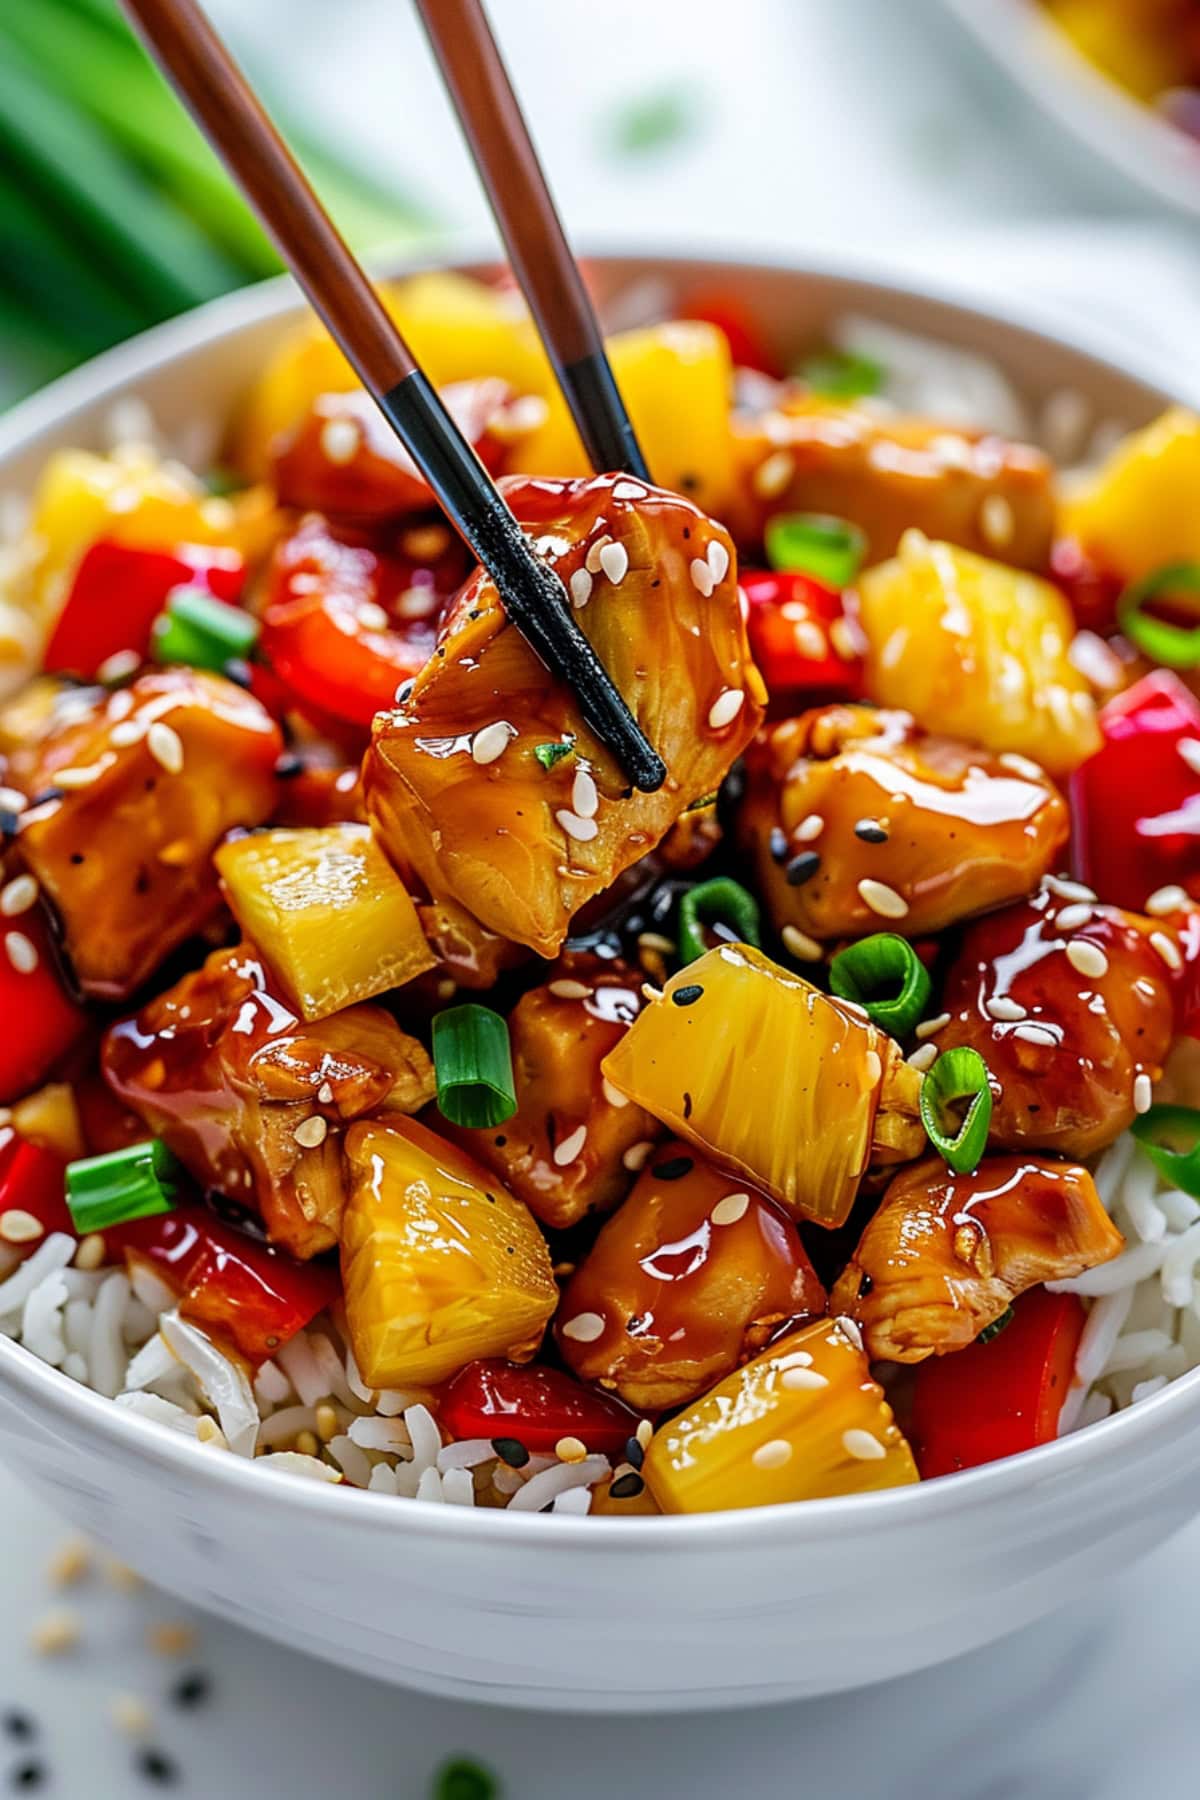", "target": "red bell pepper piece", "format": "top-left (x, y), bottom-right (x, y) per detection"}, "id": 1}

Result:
top-left (740, 568), bottom-right (864, 705)
top-left (440, 1358), bottom-right (640, 1457)
top-left (107, 1205), bottom-right (338, 1363)
top-left (0, 1136), bottom-right (72, 1251)
top-left (909, 1288), bottom-right (1086, 1479)
top-left (0, 908), bottom-right (87, 1105)
top-left (681, 290), bottom-right (781, 377)
top-left (44, 539), bottom-right (245, 678)
top-left (1070, 669), bottom-right (1200, 913)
